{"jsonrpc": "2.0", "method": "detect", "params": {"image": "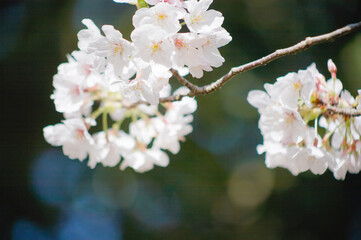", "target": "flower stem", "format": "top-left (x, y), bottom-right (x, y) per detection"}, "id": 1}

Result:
top-left (103, 111), bottom-right (109, 141)
top-left (112, 118), bottom-right (125, 132)
top-left (91, 107), bottom-right (104, 120)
